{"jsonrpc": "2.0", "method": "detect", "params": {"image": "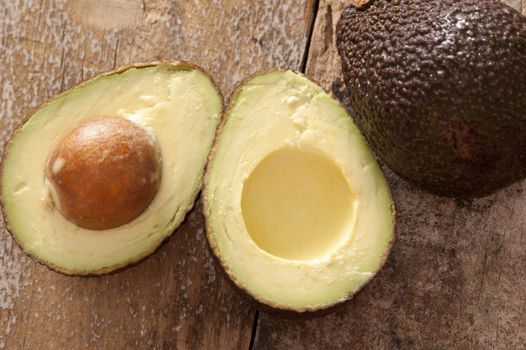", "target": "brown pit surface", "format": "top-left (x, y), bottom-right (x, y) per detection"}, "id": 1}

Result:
top-left (45, 117), bottom-right (162, 230)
